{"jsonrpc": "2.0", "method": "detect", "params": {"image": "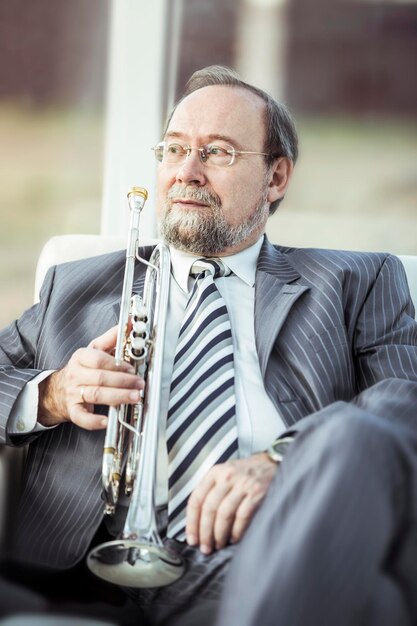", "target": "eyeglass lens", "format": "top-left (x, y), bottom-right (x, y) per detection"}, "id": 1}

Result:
top-left (154, 142), bottom-right (234, 167)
